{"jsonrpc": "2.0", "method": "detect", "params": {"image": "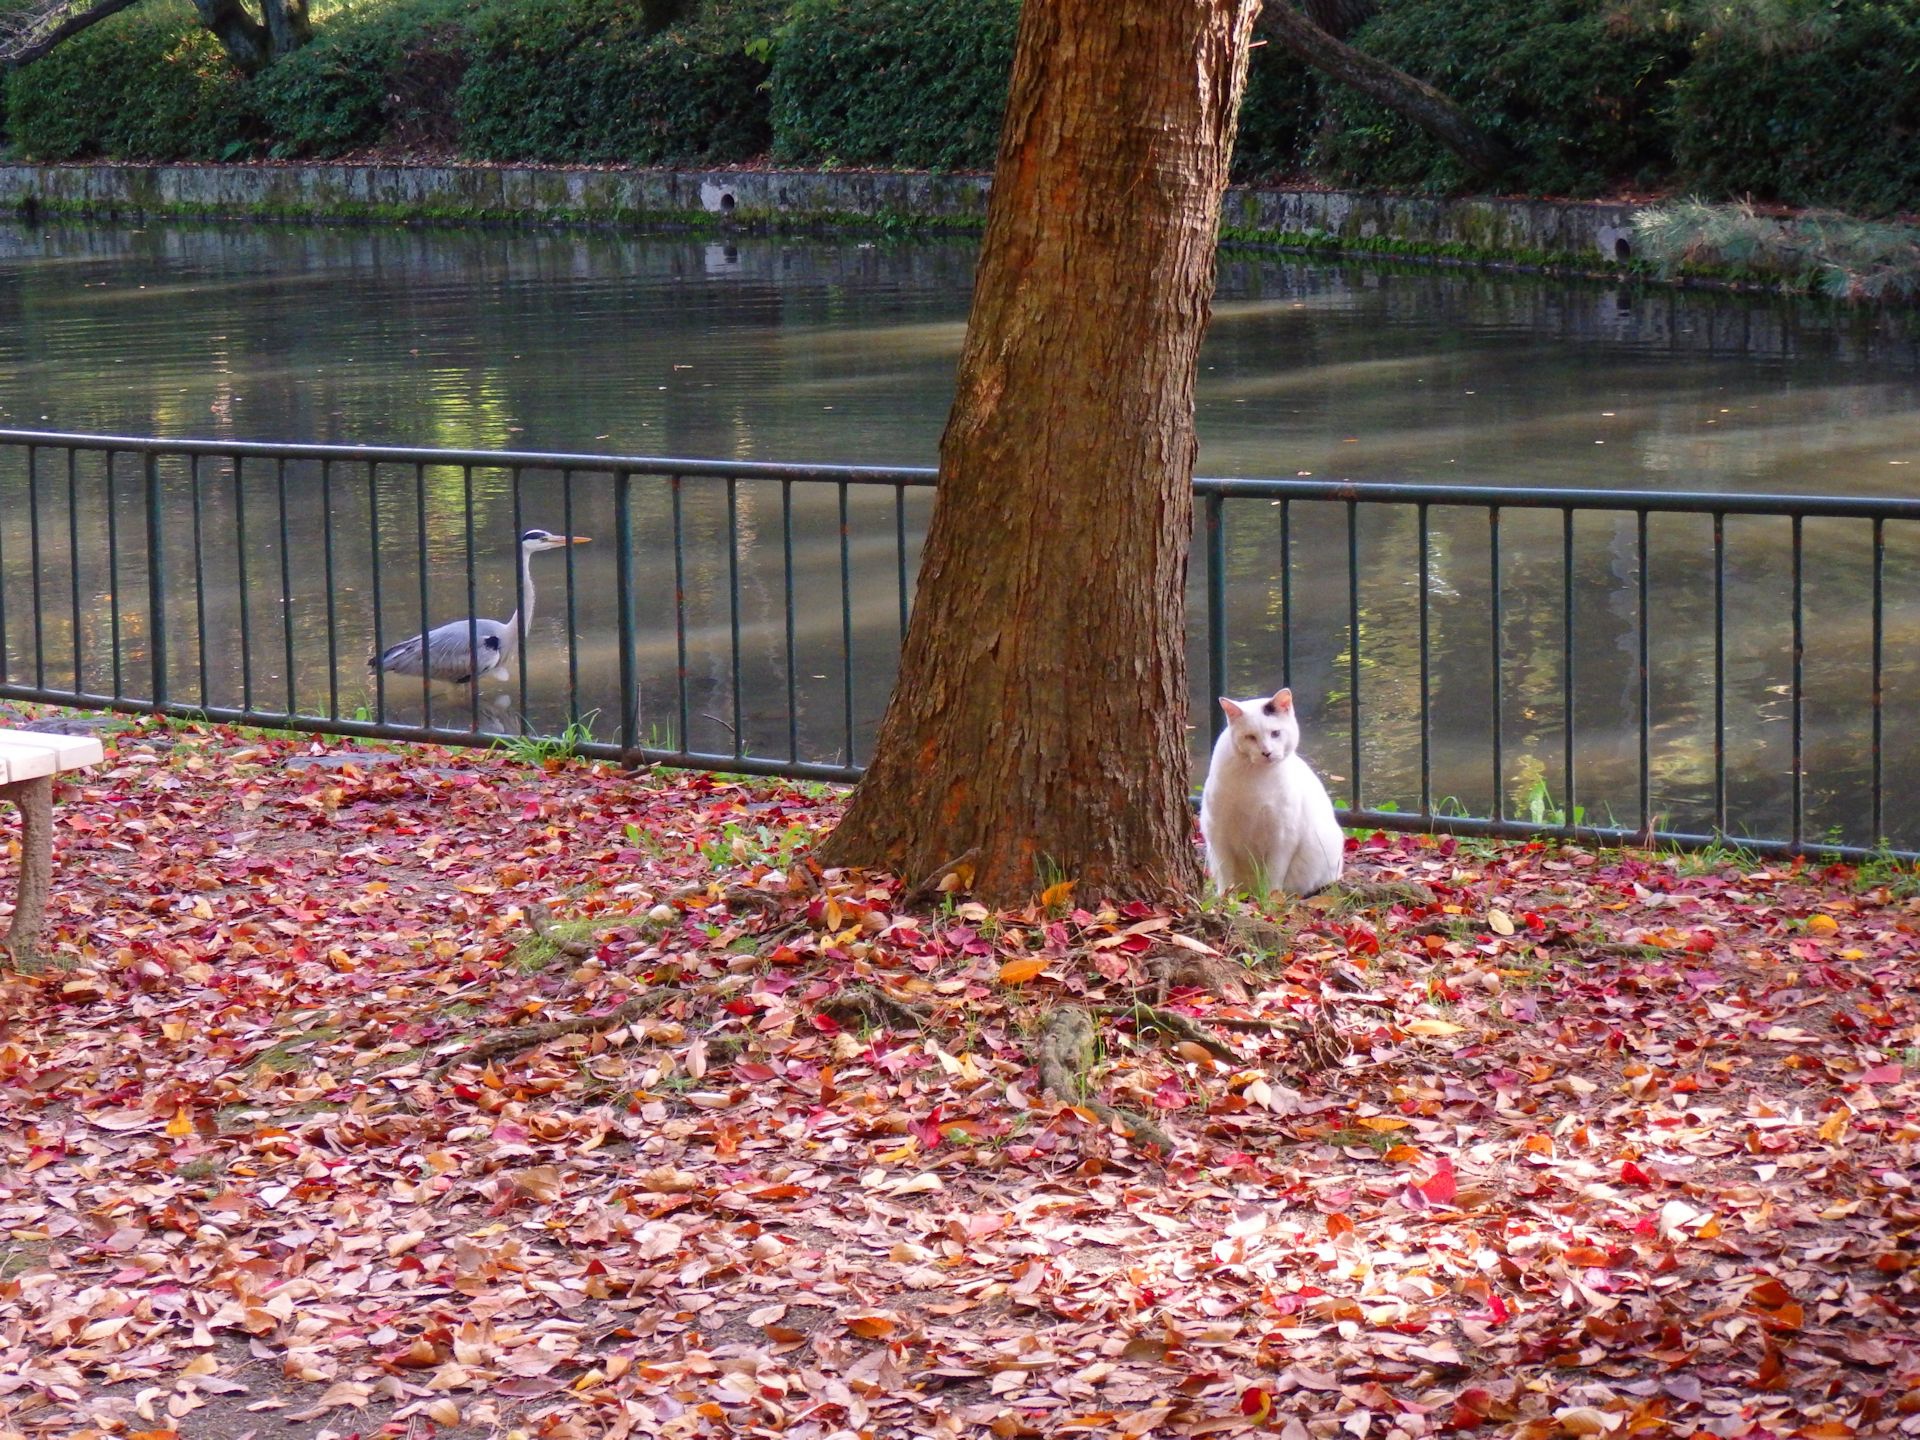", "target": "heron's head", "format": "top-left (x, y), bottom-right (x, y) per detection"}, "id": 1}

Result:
top-left (520, 528), bottom-right (591, 552)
